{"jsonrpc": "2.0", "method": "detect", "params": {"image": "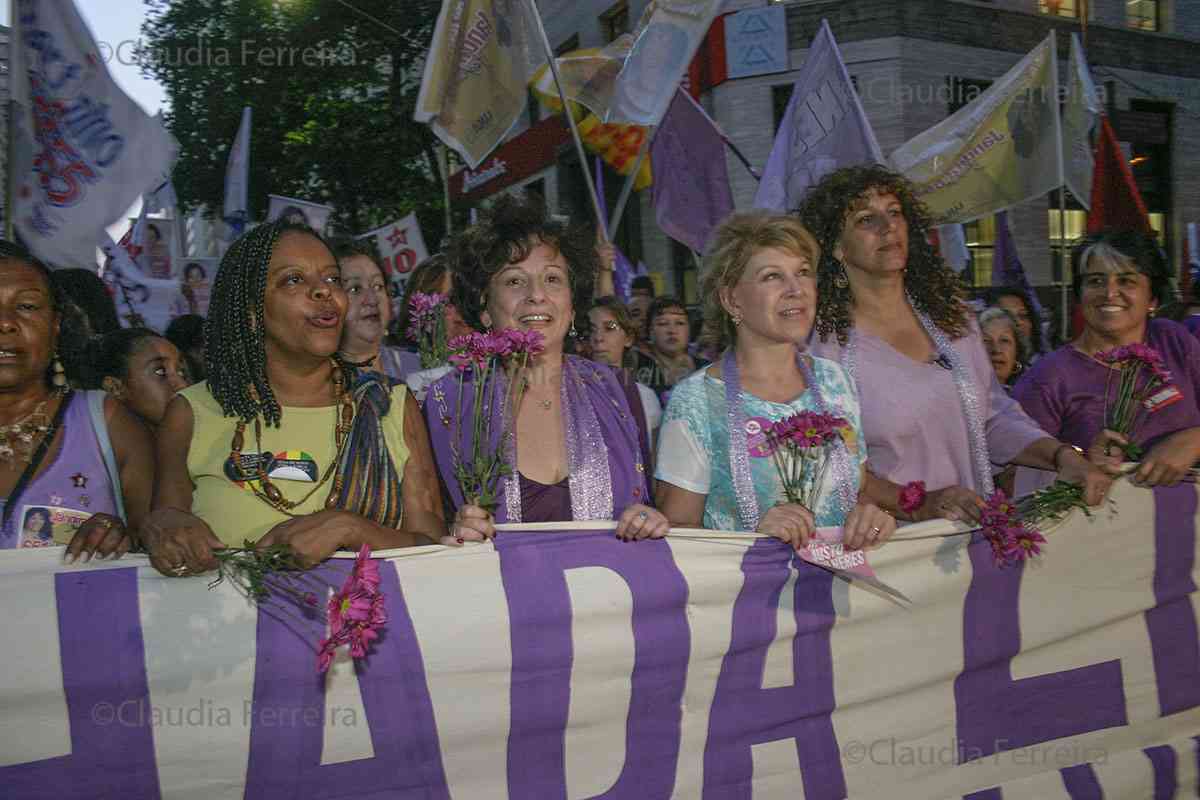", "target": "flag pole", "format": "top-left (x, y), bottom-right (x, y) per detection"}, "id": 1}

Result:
top-left (6, 0), bottom-right (19, 240)
top-left (608, 125), bottom-right (654, 240)
top-left (438, 143), bottom-right (453, 237)
top-left (1050, 29), bottom-right (1071, 342)
top-left (524, 0), bottom-right (608, 241)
